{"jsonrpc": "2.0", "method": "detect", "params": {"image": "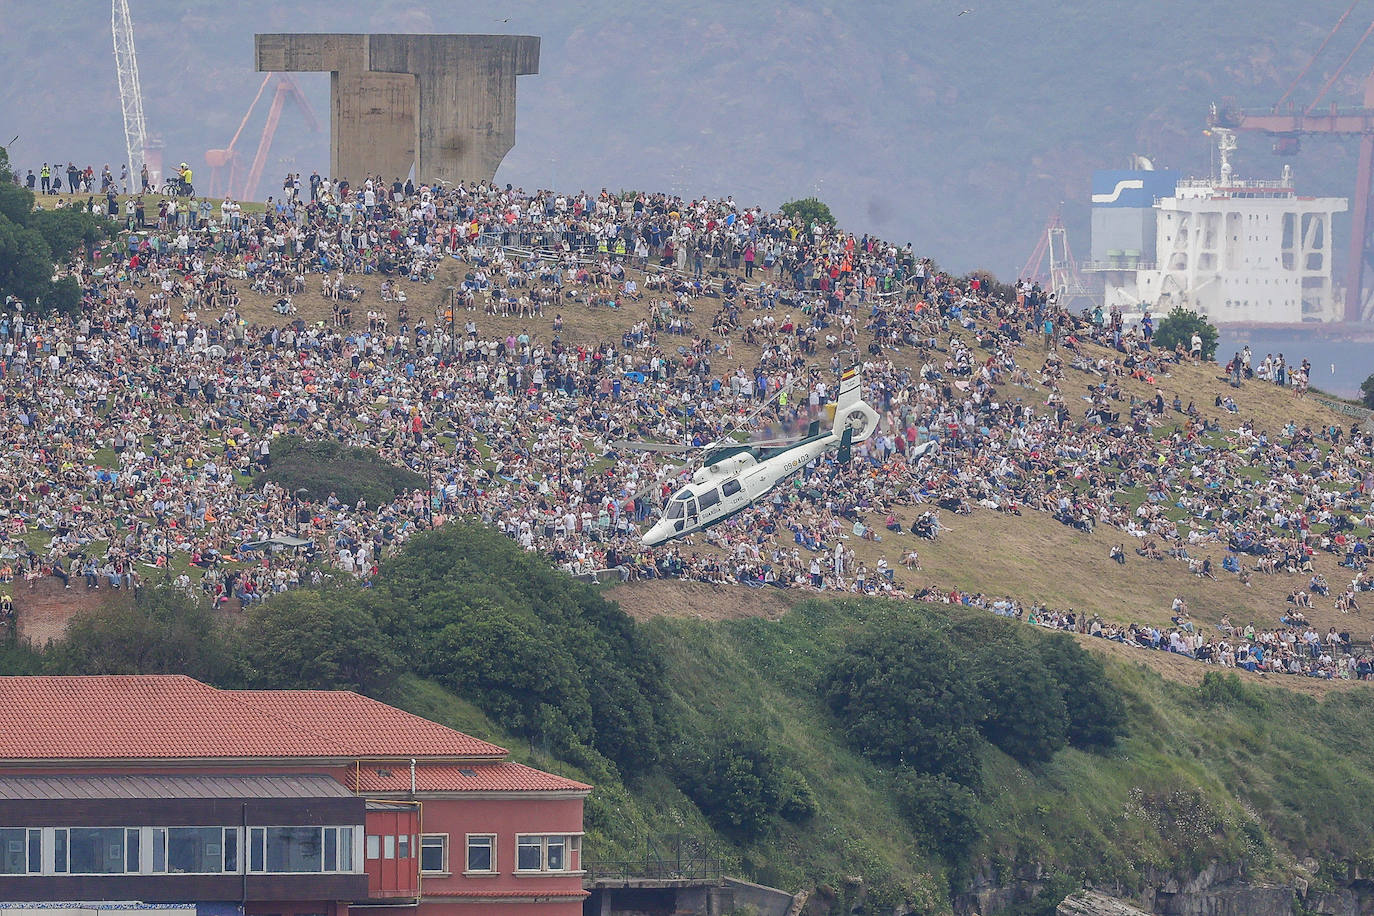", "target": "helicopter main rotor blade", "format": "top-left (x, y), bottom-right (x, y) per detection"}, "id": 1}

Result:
top-left (610, 440), bottom-right (696, 454)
